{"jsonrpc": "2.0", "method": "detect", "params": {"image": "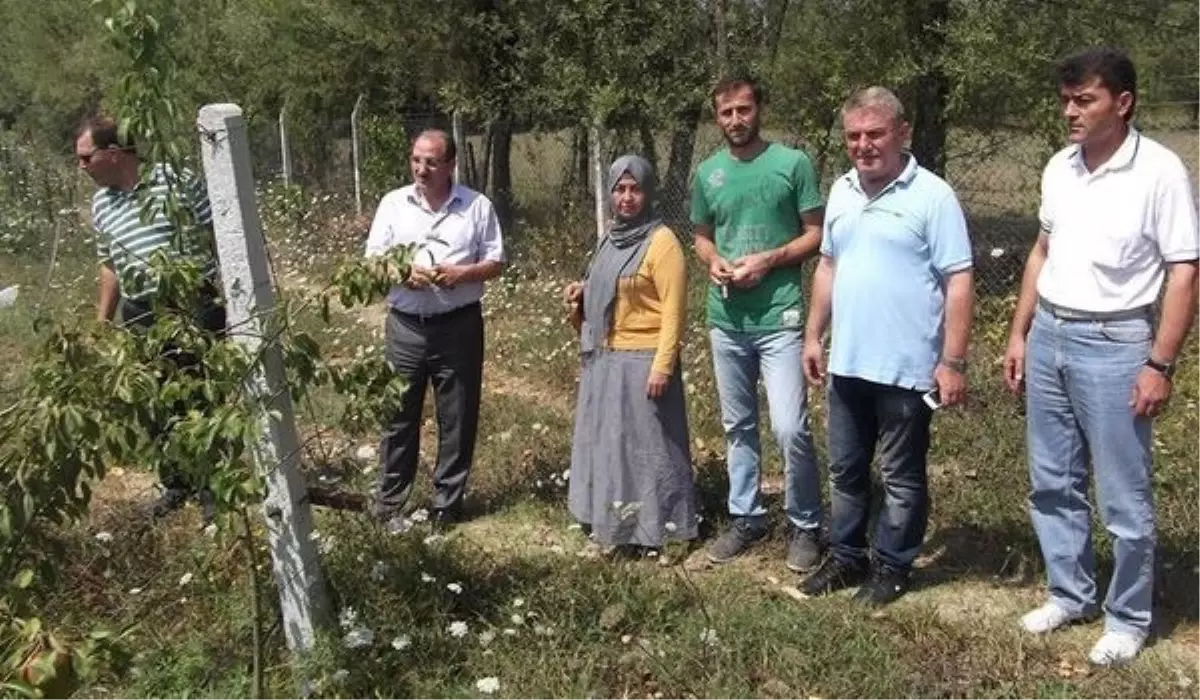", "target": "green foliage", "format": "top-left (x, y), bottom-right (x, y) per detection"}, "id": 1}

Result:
top-left (360, 114), bottom-right (409, 206)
